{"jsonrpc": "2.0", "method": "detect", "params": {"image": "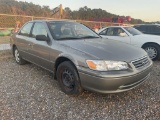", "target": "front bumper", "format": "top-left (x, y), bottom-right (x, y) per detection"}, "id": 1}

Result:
top-left (78, 63), bottom-right (153, 94)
